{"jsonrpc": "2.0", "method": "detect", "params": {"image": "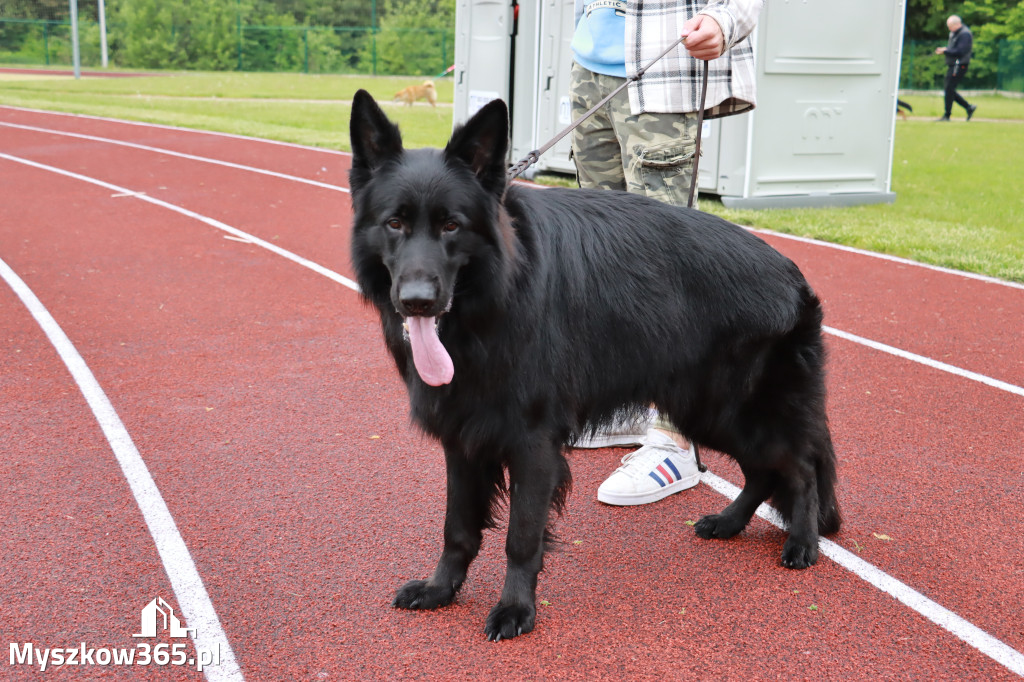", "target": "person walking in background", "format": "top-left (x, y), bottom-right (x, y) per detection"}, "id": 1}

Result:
top-left (935, 15), bottom-right (977, 121)
top-left (568, 0), bottom-right (763, 507)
